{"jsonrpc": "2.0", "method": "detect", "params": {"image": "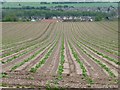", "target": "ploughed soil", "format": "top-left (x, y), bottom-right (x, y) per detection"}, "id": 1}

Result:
top-left (1, 71), bottom-right (118, 89)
